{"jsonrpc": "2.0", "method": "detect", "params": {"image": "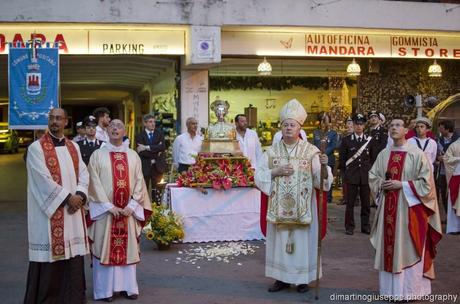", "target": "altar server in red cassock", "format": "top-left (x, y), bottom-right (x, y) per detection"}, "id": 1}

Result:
top-left (369, 118), bottom-right (442, 300)
top-left (87, 119), bottom-right (152, 302)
